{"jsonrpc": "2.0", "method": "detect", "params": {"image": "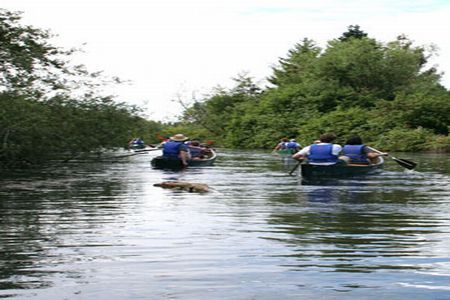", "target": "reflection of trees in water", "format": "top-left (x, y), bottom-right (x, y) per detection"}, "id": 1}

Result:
top-left (0, 162), bottom-right (130, 290)
top-left (265, 187), bottom-right (441, 272)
